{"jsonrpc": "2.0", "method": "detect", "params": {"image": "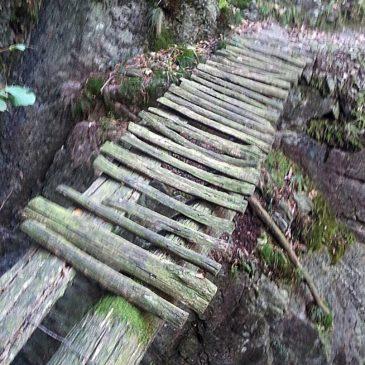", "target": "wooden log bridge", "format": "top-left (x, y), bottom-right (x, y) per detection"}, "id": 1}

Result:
top-left (0, 31), bottom-right (312, 365)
